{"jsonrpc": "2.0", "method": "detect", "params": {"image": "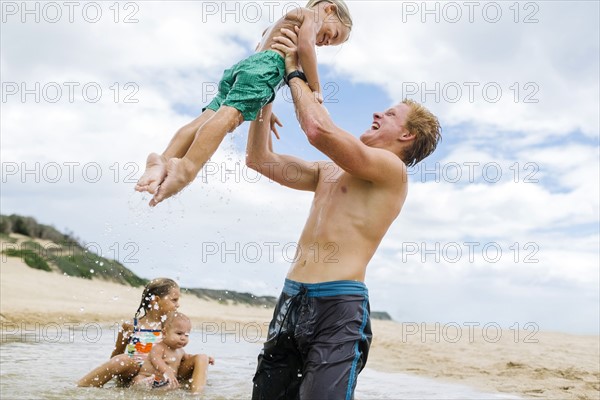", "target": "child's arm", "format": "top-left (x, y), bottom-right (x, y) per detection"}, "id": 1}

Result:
top-left (110, 322), bottom-right (133, 358)
top-left (294, 10), bottom-right (321, 99)
top-left (148, 344), bottom-right (179, 388)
